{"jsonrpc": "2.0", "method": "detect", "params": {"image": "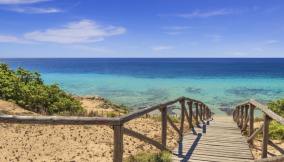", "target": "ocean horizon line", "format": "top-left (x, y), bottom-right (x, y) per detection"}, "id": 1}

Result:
top-left (1, 57), bottom-right (284, 59)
